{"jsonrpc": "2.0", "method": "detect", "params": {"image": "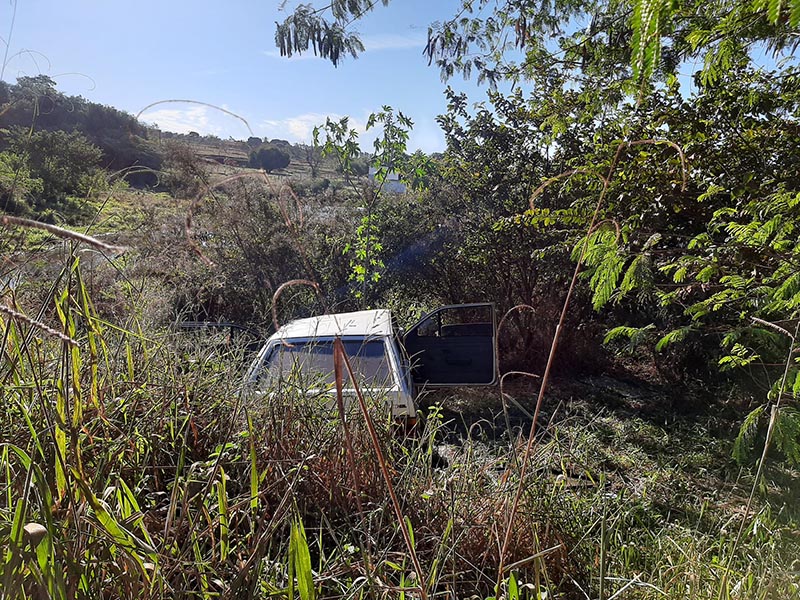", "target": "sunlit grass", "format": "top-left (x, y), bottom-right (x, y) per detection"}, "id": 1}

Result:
top-left (1, 251), bottom-right (798, 599)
